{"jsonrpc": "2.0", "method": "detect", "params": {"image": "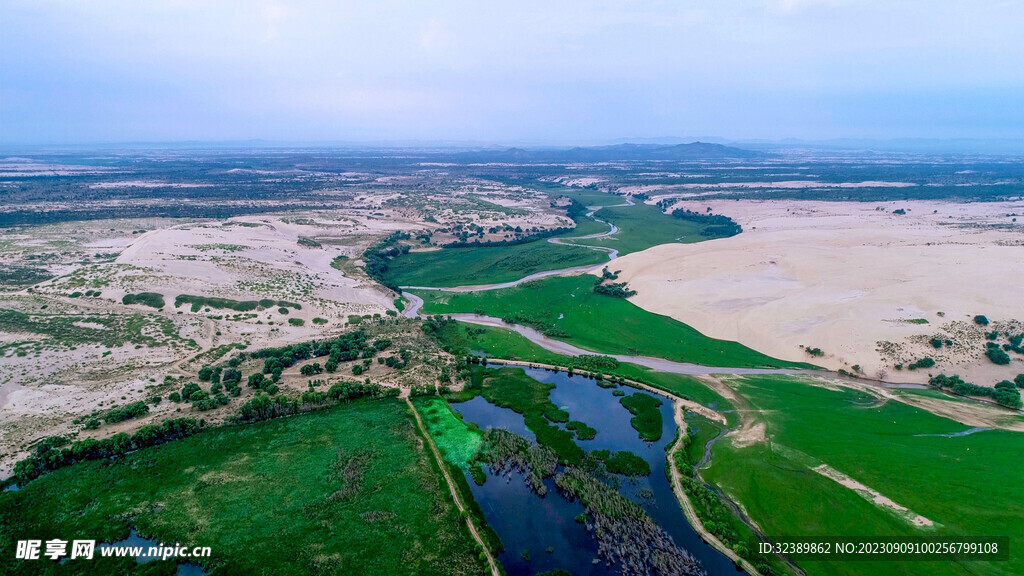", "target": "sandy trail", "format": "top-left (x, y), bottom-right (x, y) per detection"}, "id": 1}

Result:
top-left (405, 398), bottom-right (501, 576)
